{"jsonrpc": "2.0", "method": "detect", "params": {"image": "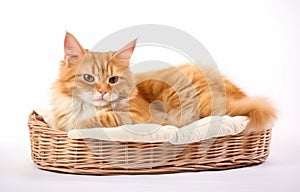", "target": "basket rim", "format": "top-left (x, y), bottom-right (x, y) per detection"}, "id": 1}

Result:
top-left (29, 110), bottom-right (267, 144)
